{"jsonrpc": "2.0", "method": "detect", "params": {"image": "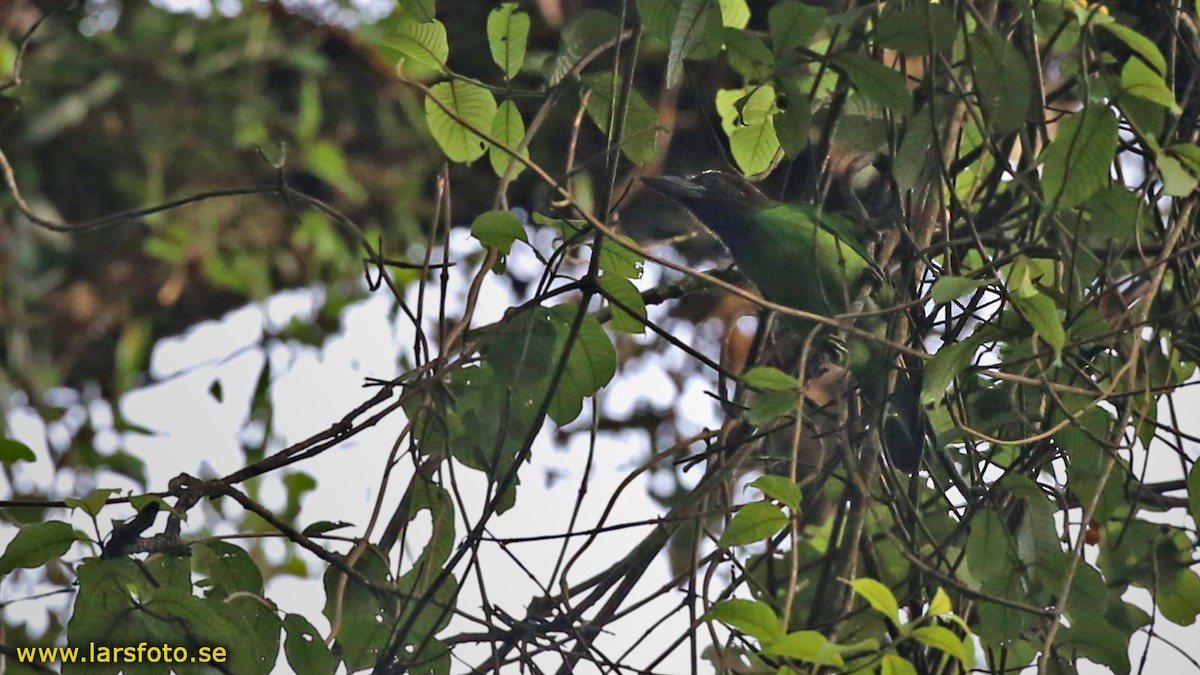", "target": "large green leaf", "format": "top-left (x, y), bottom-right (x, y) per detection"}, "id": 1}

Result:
top-left (875, 2), bottom-right (955, 55)
top-left (833, 53), bottom-right (912, 115)
top-left (424, 80), bottom-right (498, 163)
top-left (383, 17), bottom-right (448, 71)
top-left (580, 72), bottom-right (660, 164)
top-left (970, 31), bottom-right (1032, 135)
top-left (1041, 104), bottom-right (1118, 210)
top-left (487, 4), bottom-right (530, 79)
top-left (489, 99), bottom-right (528, 178)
